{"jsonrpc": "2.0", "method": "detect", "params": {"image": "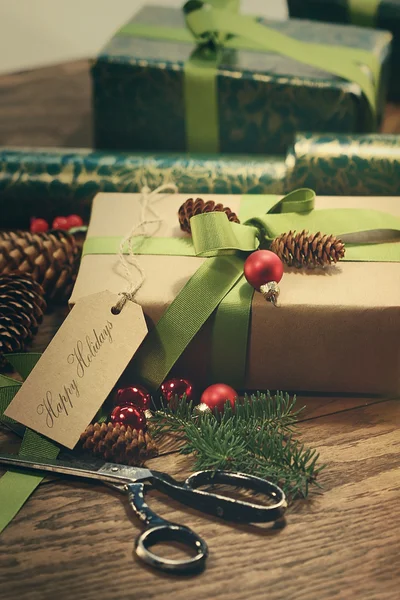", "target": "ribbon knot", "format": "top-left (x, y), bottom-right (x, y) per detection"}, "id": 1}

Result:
top-left (184, 0), bottom-right (240, 46)
top-left (190, 188), bottom-right (400, 262)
